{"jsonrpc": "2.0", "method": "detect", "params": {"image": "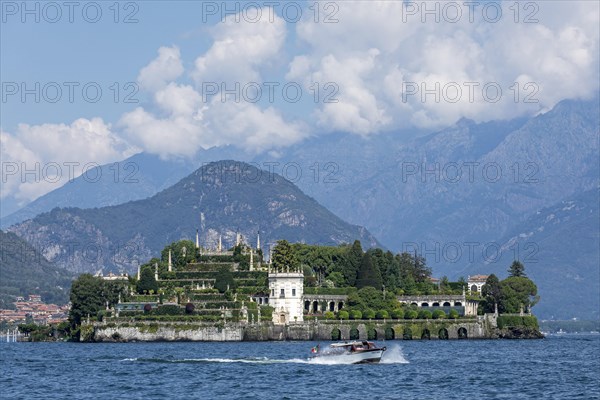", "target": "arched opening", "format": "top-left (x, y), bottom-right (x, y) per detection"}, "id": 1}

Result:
top-left (279, 313), bottom-right (286, 324)
top-left (329, 302), bottom-right (335, 312)
top-left (421, 302), bottom-right (429, 307)
top-left (471, 285), bottom-right (477, 293)
top-left (367, 328), bottom-right (377, 340)
top-left (438, 328), bottom-right (449, 340)
top-left (385, 327), bottom-right (395, 340)
top-left (458, 327), bottom-right (468, 339)
top-left (432, 302), bottom-right (440, 307)
top-left (312, 301), bottom-right (319, 313)
top-left (411, 302), bottom-right (418, 307)
top-left (338, 302), bottom-right (344, 310)
top-left (454, 302), bottom-right (462, 306)
top-left (349, 328), bottom-right (360, 340)
top-left (331, 328), bottom-right (341, 341)
top-left (443, 302), bottom-right (451, 307)
top-left (304, 300), bottom-right (311, 311)
top-left (403, 327), bottom-right (413, 340)
top-left (421, 329), bottom-right (431, 340)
